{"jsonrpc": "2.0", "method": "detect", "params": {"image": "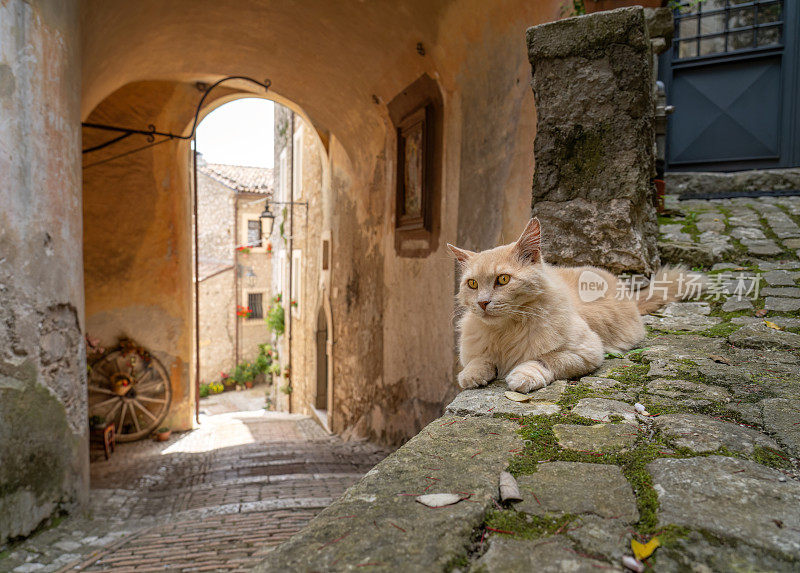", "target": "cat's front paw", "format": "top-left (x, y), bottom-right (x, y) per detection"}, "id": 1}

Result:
top-left (506, 362), bottom-right (550, 393)
top-left (458, 362), bottom-right (495, 389)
